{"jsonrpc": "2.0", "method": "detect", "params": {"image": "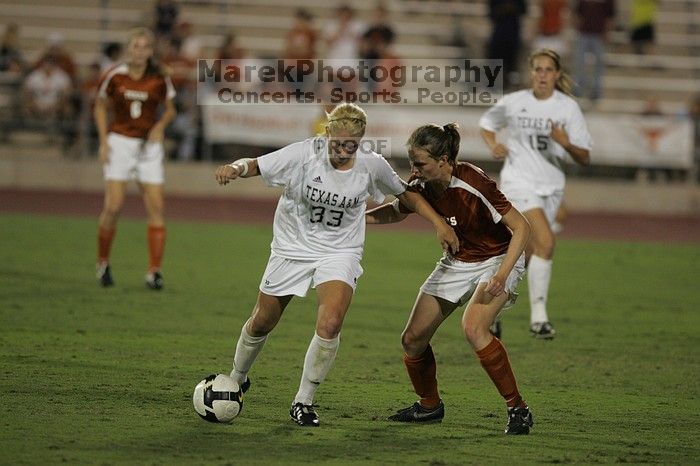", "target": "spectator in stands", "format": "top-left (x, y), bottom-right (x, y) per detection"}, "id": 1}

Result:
top-left (100, 42), bottom-right (123, 73)
top-left (79, 62), bottom-right (103, 156)
top-left (175, 21), bottom-right (203, 62)
top-left (215, 33), bottom-right (245, 90)
top-left (284, 8), bottom-right (318, 93)
top-left (161, 38), bottom-right (198, 161)
top-left (573, 0), bottom-right (616, 104)
top-left (0, 22), bottom-right (25, 74)
top-left (629, 0), bottom-right (658, 55)
top-left (486, 0), bottom-right (527, 90)
top-left (533, 0), bottom-right (568, 57)
top-left (360, 3), bottom-right (396, 92)
top-left (323, 4), bottom-right (365, 97)
top-left (34, 33), bottom-right (78, 84)
top-left (689, 94), bottom-right (700, 183)
top-left (22, 56), bottom-right (72, 122)
top-left (152, 0), bottom-right (179, 39)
